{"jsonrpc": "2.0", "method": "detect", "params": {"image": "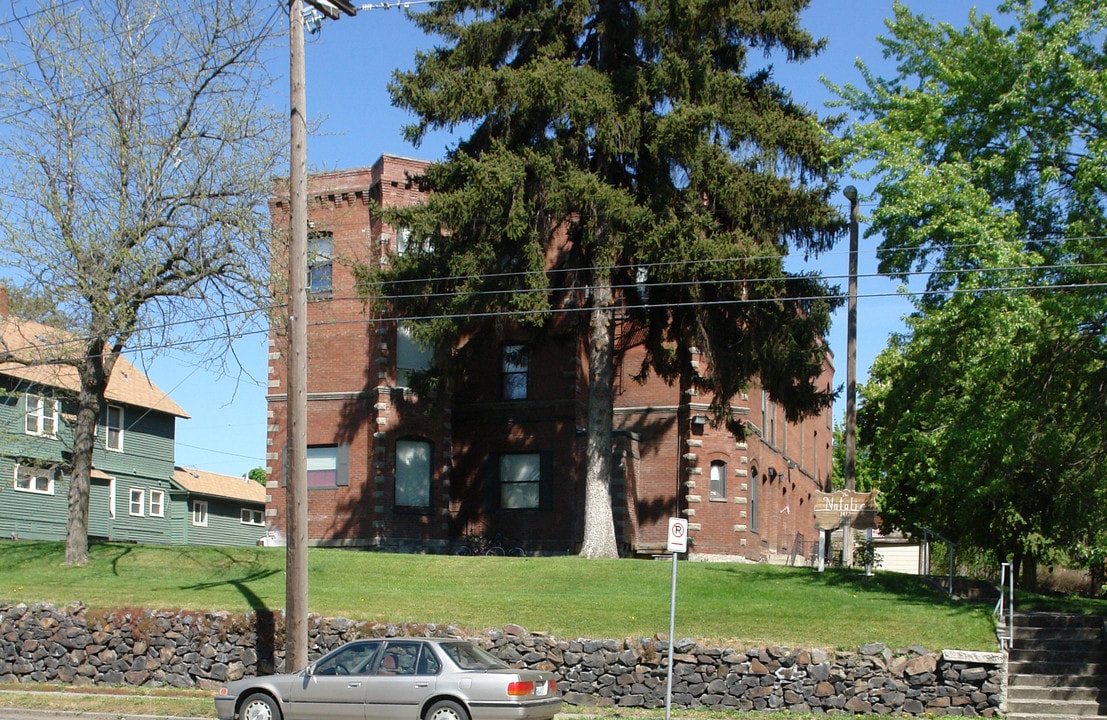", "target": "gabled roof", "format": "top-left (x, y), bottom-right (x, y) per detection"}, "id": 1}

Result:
top-left (172, 466), bottom-right (266, 504)
top-left (0, 315), bottom-right (189, 419)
